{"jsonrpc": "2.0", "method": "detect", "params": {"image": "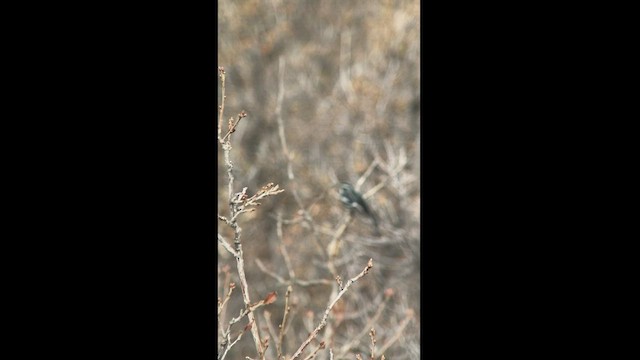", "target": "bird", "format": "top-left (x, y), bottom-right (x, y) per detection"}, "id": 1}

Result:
top-left (338, 182), bottom-right (380, 234)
